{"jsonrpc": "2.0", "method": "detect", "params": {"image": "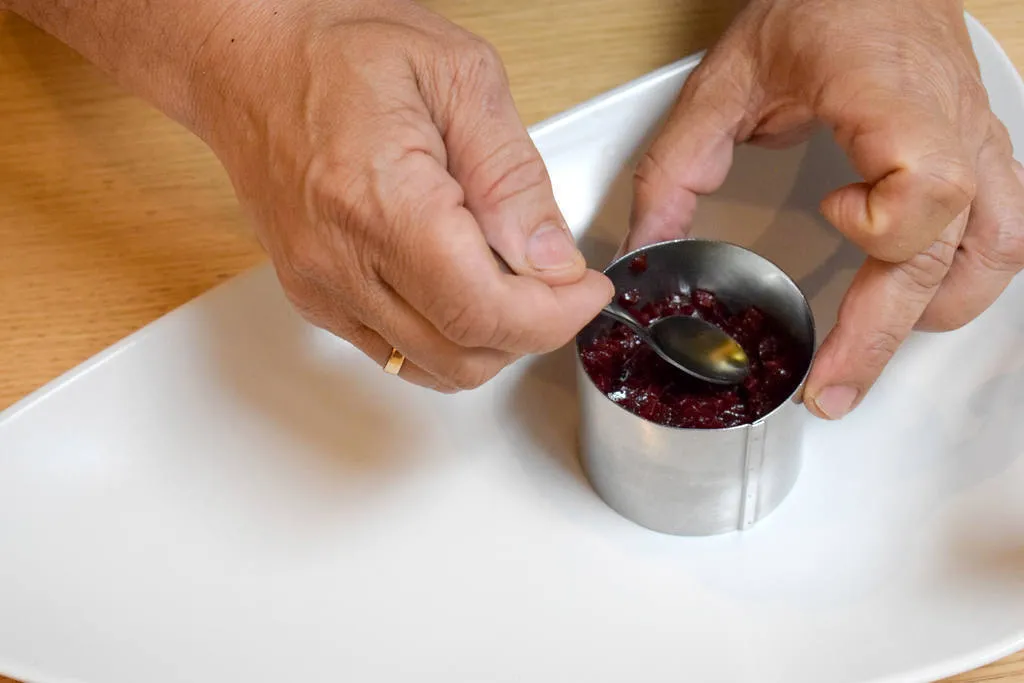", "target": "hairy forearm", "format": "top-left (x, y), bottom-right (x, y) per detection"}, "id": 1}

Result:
top-left (1, 0), bottom-right (240, 130)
